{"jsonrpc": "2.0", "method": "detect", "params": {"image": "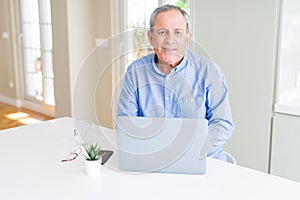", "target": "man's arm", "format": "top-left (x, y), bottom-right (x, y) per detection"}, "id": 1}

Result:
top-left (204, 64), bottom-right (235, 159)
top-left (117, 70), bottom-right (139, 117)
